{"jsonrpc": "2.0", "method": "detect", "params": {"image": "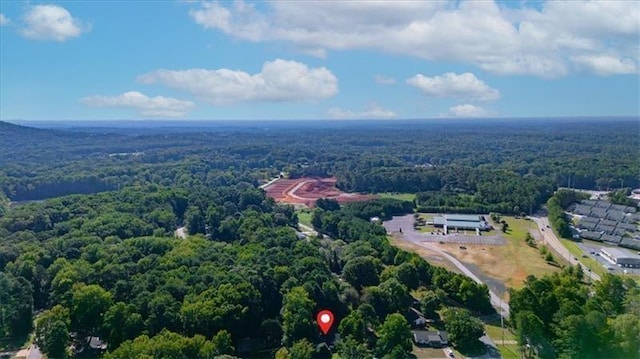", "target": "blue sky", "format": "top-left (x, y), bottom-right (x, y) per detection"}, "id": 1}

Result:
top-left (0, 1), bottom-right (638, 120)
